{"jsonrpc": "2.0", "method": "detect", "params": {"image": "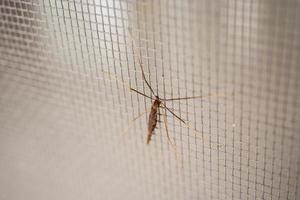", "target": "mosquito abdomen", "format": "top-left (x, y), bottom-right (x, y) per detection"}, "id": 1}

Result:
top-left (146, 99), bottom-right (161, 144)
